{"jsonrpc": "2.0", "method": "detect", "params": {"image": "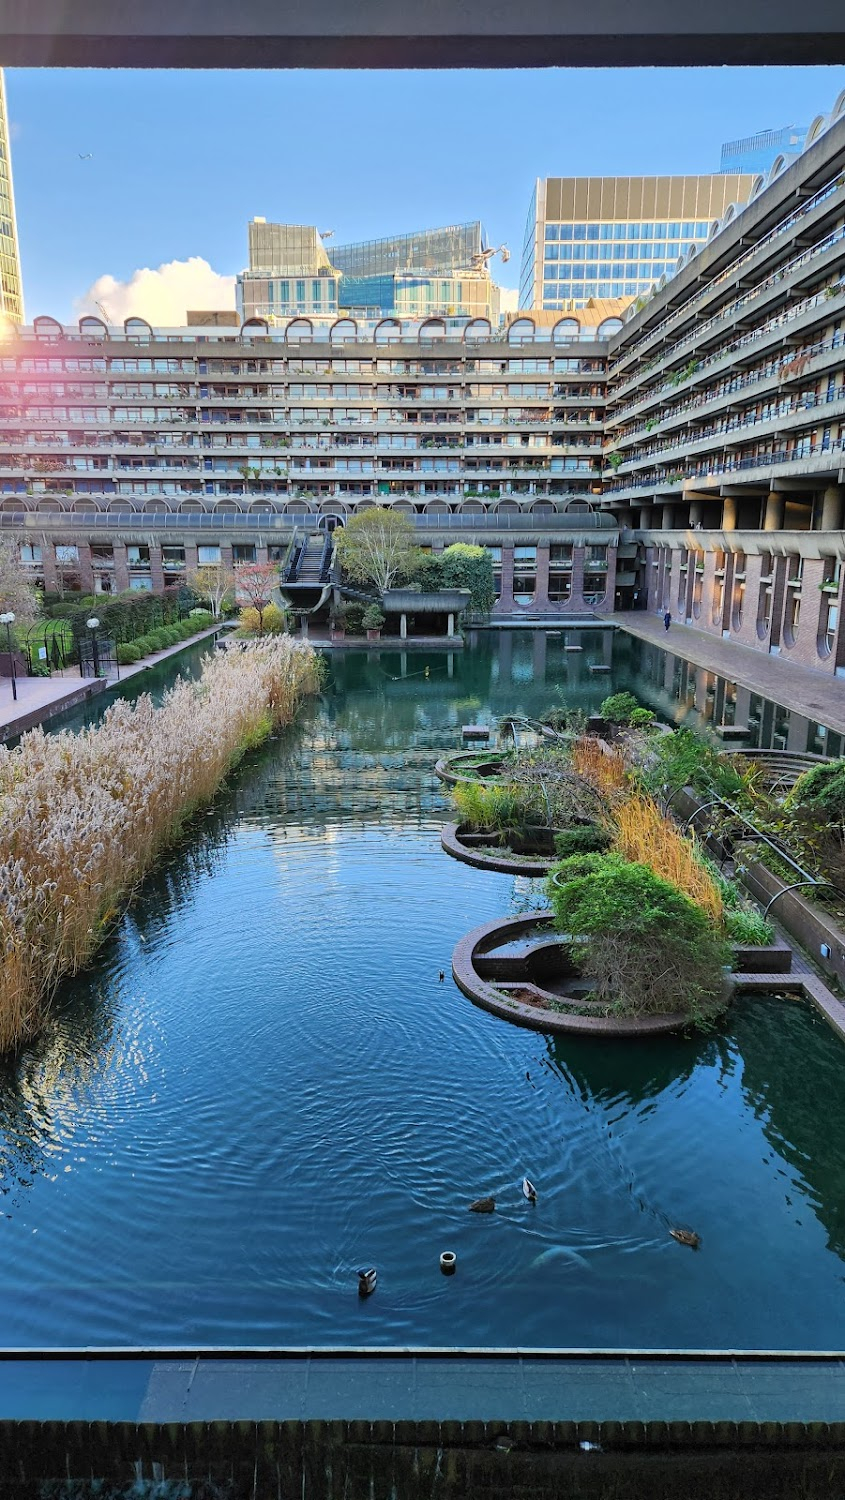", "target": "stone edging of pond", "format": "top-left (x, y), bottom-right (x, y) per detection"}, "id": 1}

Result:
top-left (441, 822), bottom-right (557, 877)
top-left (434, 750), bottom-right (510, 786)
top-left (452, 911), bottom-right (690, 1036)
